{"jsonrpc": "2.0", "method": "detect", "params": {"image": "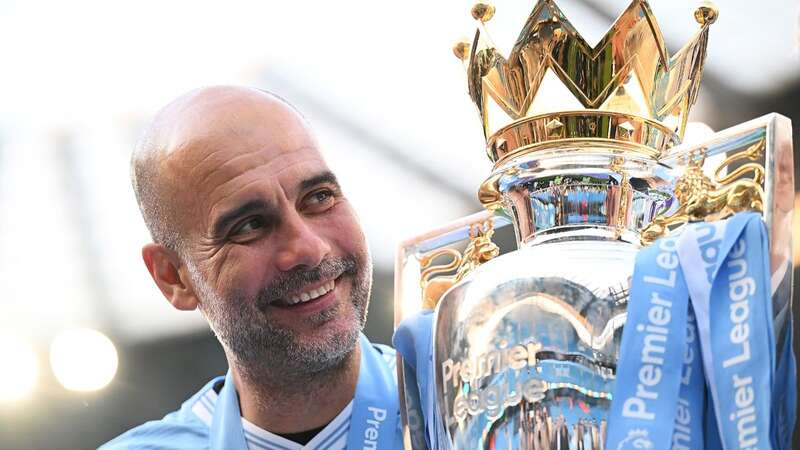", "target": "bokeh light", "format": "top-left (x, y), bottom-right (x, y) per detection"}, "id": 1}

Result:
top-left (0, 334), bottom-right (39, 402)
top-left (50, 329), bottom-right (118, 392)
